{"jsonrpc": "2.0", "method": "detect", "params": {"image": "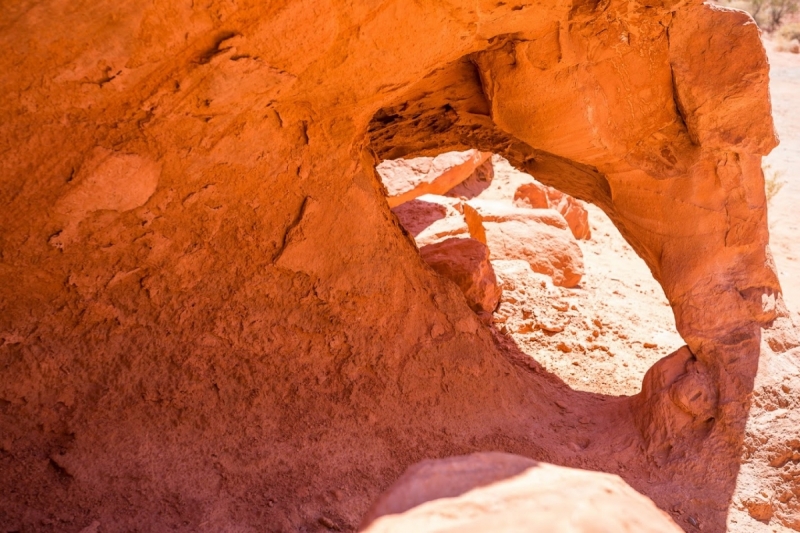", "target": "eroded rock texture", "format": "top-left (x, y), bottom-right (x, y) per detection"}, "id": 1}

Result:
top-left (0, 0), bottom-right (788, 531)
